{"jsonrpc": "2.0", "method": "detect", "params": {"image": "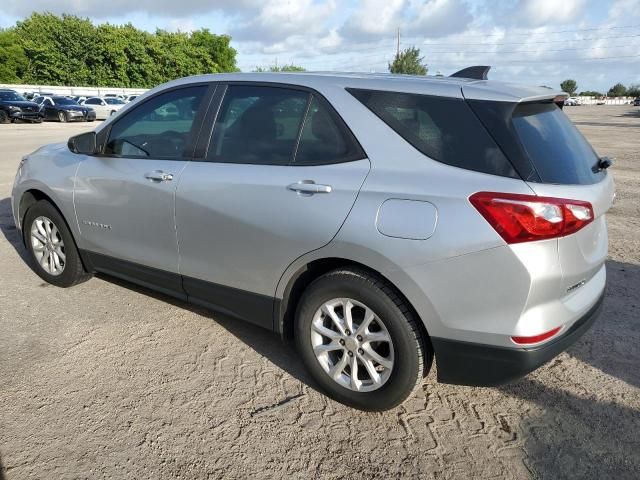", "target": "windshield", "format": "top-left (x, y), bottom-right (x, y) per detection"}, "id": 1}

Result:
top-left (0, 91), bottom-right (26, 102)
top-left (105, 98), bottom-right (125, 105)
top-left (53, 97), bottom-right (79, 105)
top-left (512, 103), bottom-right (603, 185)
